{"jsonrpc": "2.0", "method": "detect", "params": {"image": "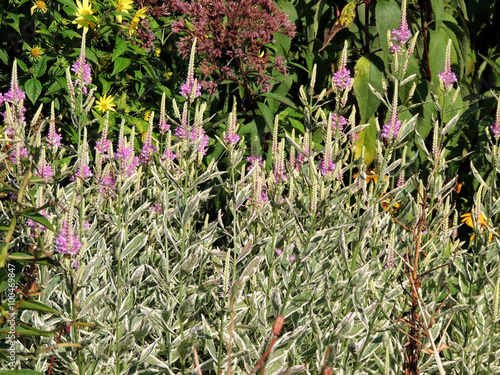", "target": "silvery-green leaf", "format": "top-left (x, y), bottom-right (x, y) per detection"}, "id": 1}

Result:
top-left (241, 256), bottom-right (263, 279)
top-left (442, 110), bottom-right (461, 136)
top-left (121, 233), bottom-right (148, 261)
